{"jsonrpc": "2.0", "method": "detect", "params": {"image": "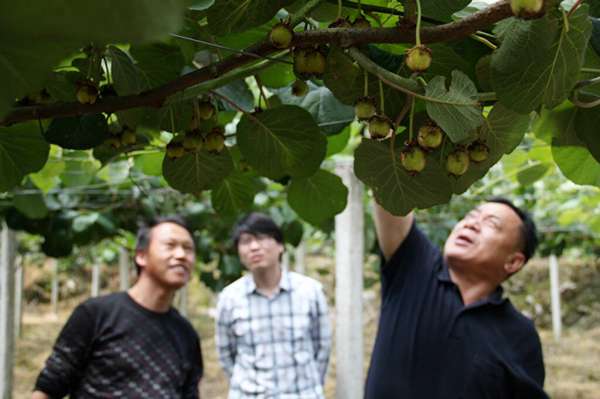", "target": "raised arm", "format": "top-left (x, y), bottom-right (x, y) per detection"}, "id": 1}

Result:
top-left (373, 201), bottom-right (414, 262)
